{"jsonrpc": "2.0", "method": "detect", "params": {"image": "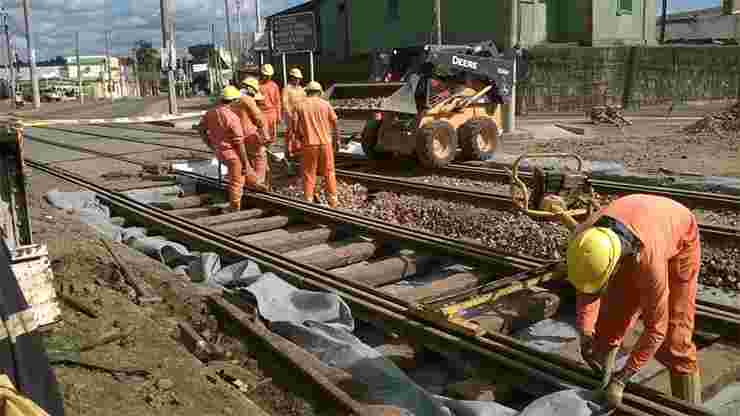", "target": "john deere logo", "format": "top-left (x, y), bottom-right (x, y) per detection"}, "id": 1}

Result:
top-left (452, 56), bottom-right (478, 70)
